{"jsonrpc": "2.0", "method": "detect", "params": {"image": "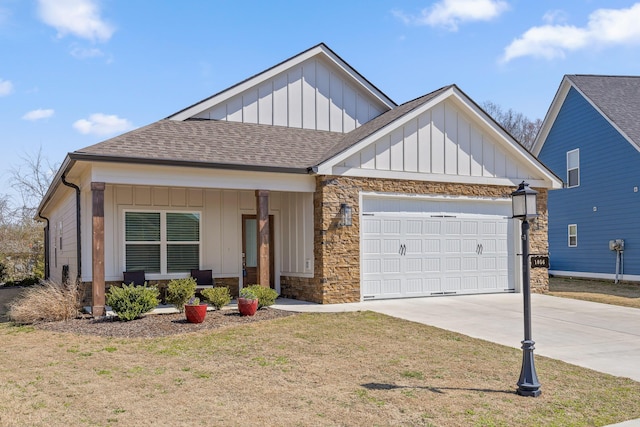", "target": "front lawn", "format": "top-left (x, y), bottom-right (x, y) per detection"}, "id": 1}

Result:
top-left (1, 311), bottom-right (639, 426)
top-left (549, 276), bottom-right (640, 308)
